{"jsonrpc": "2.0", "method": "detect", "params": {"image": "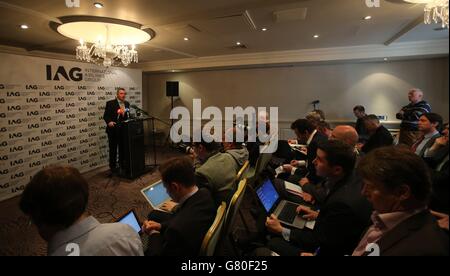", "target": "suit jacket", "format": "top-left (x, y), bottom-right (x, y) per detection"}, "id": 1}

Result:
top-left (362, 125), bottom-right (393, 154)
top-left (294, 131), bottom-right (328, 184)
top-left (103, 99), bottom-right (130, 133)
top-left (414, 133), bottom-right (441, 158)
top-left (153, 188), bottom-right (216, 256)
top-left (364, 210), bottom-right (449, 256)
top-left (289, 173), bottom-right (373, 256)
